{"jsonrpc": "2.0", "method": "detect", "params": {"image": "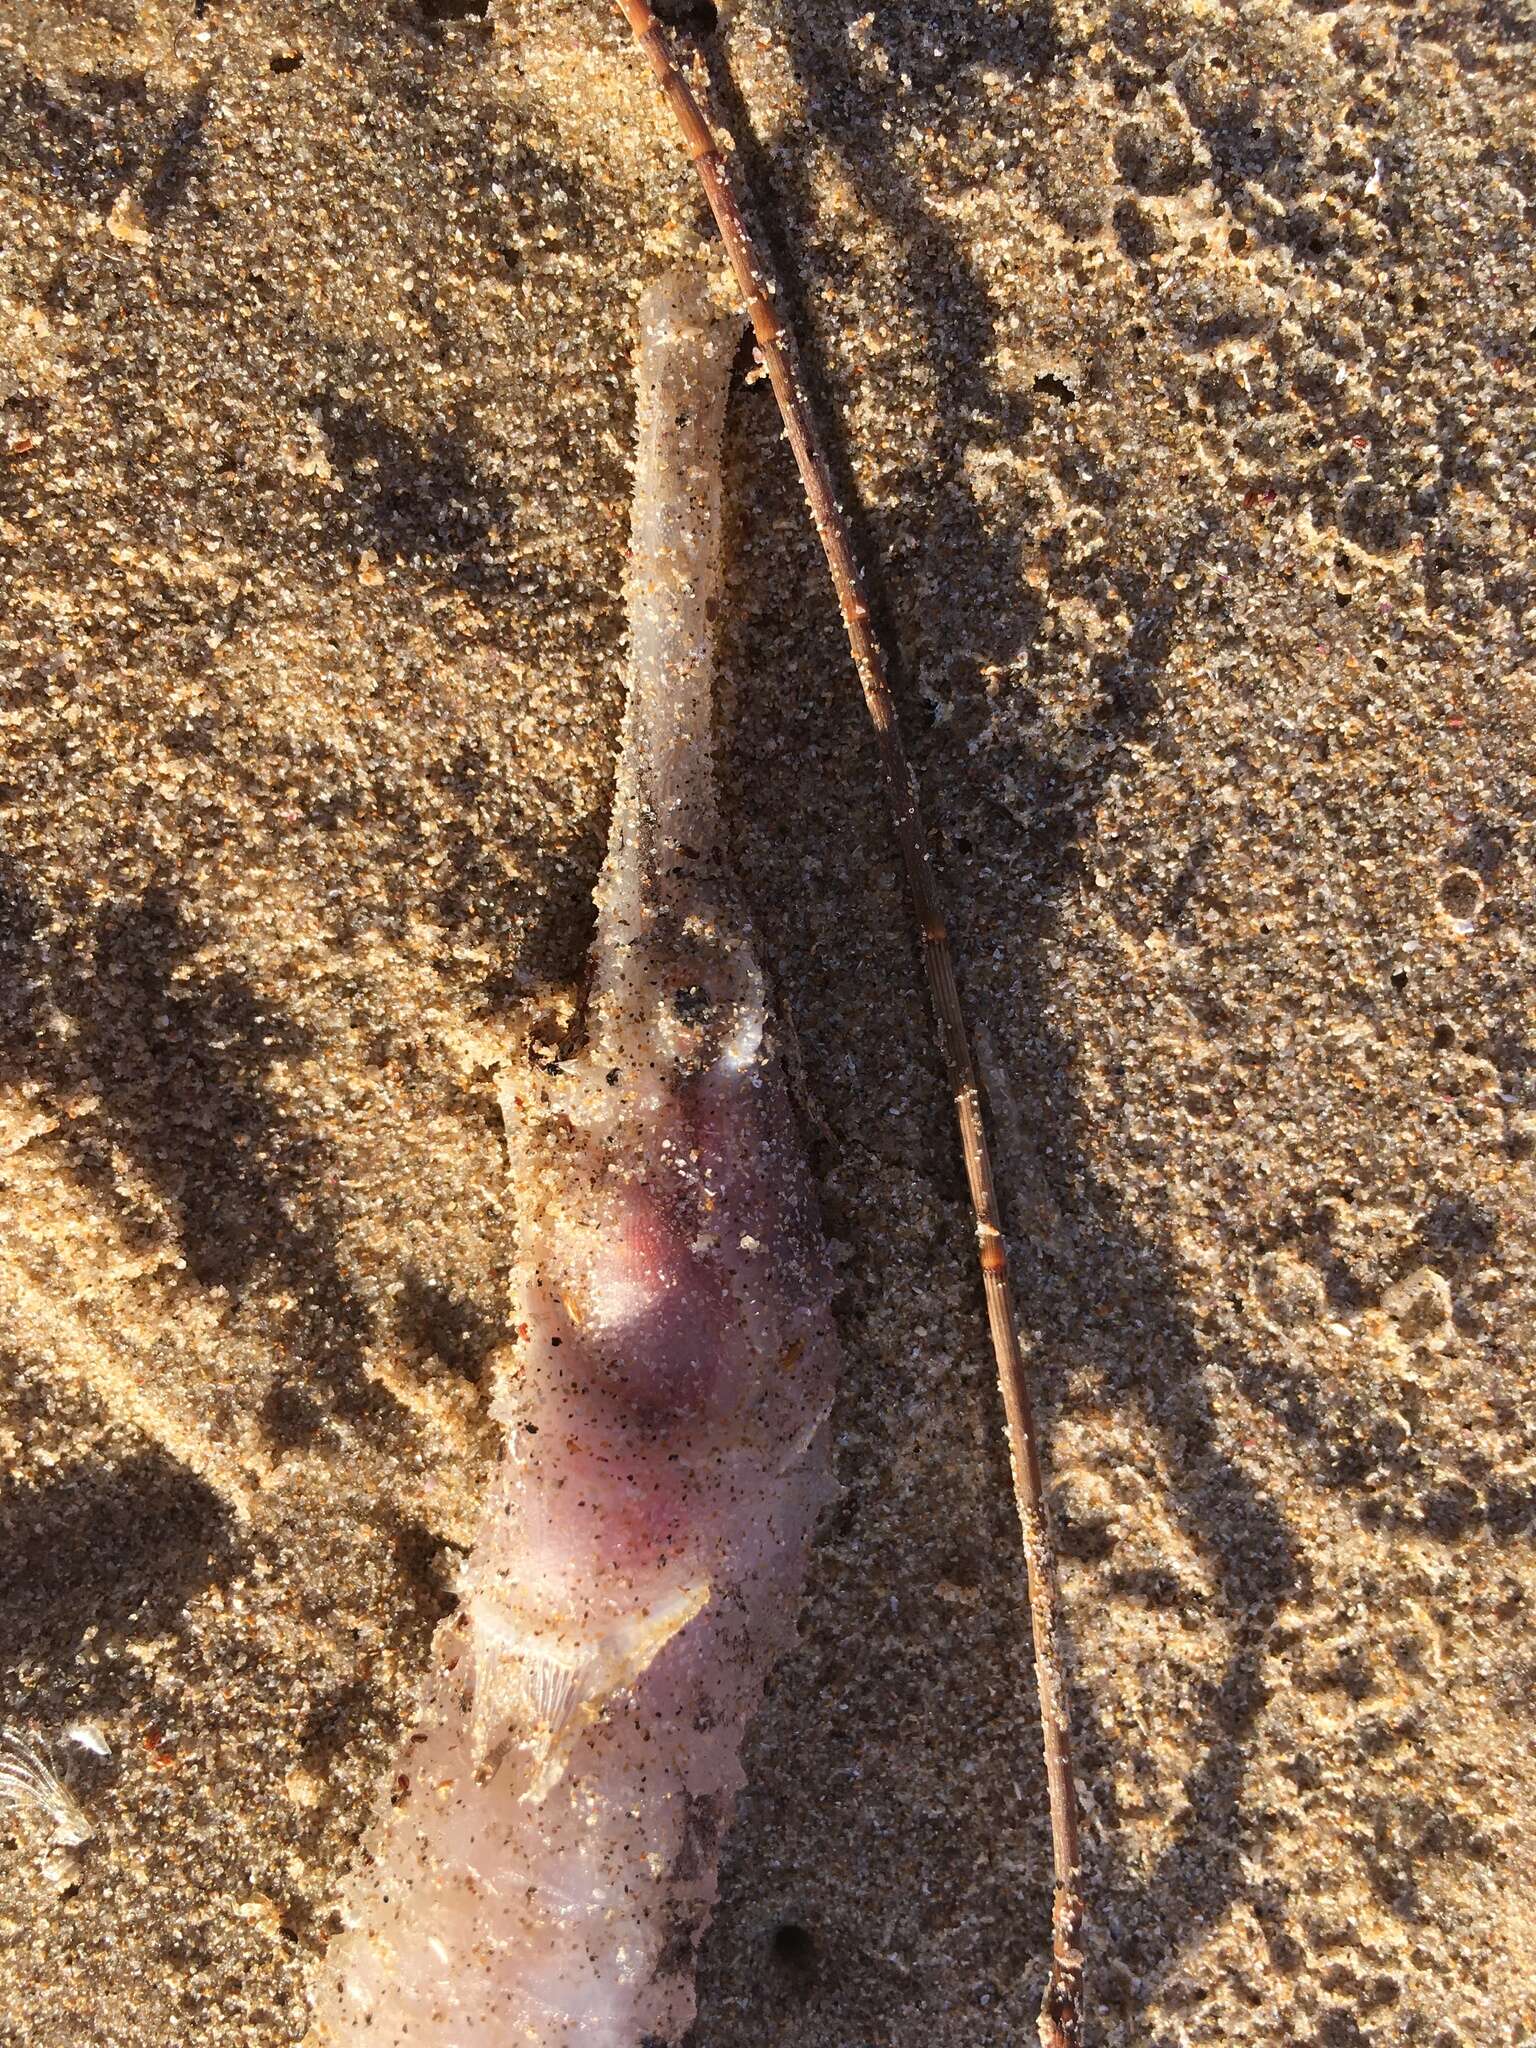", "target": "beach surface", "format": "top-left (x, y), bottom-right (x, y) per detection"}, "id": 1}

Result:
top-left (1, 1), bottom-right (1533, 2042)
